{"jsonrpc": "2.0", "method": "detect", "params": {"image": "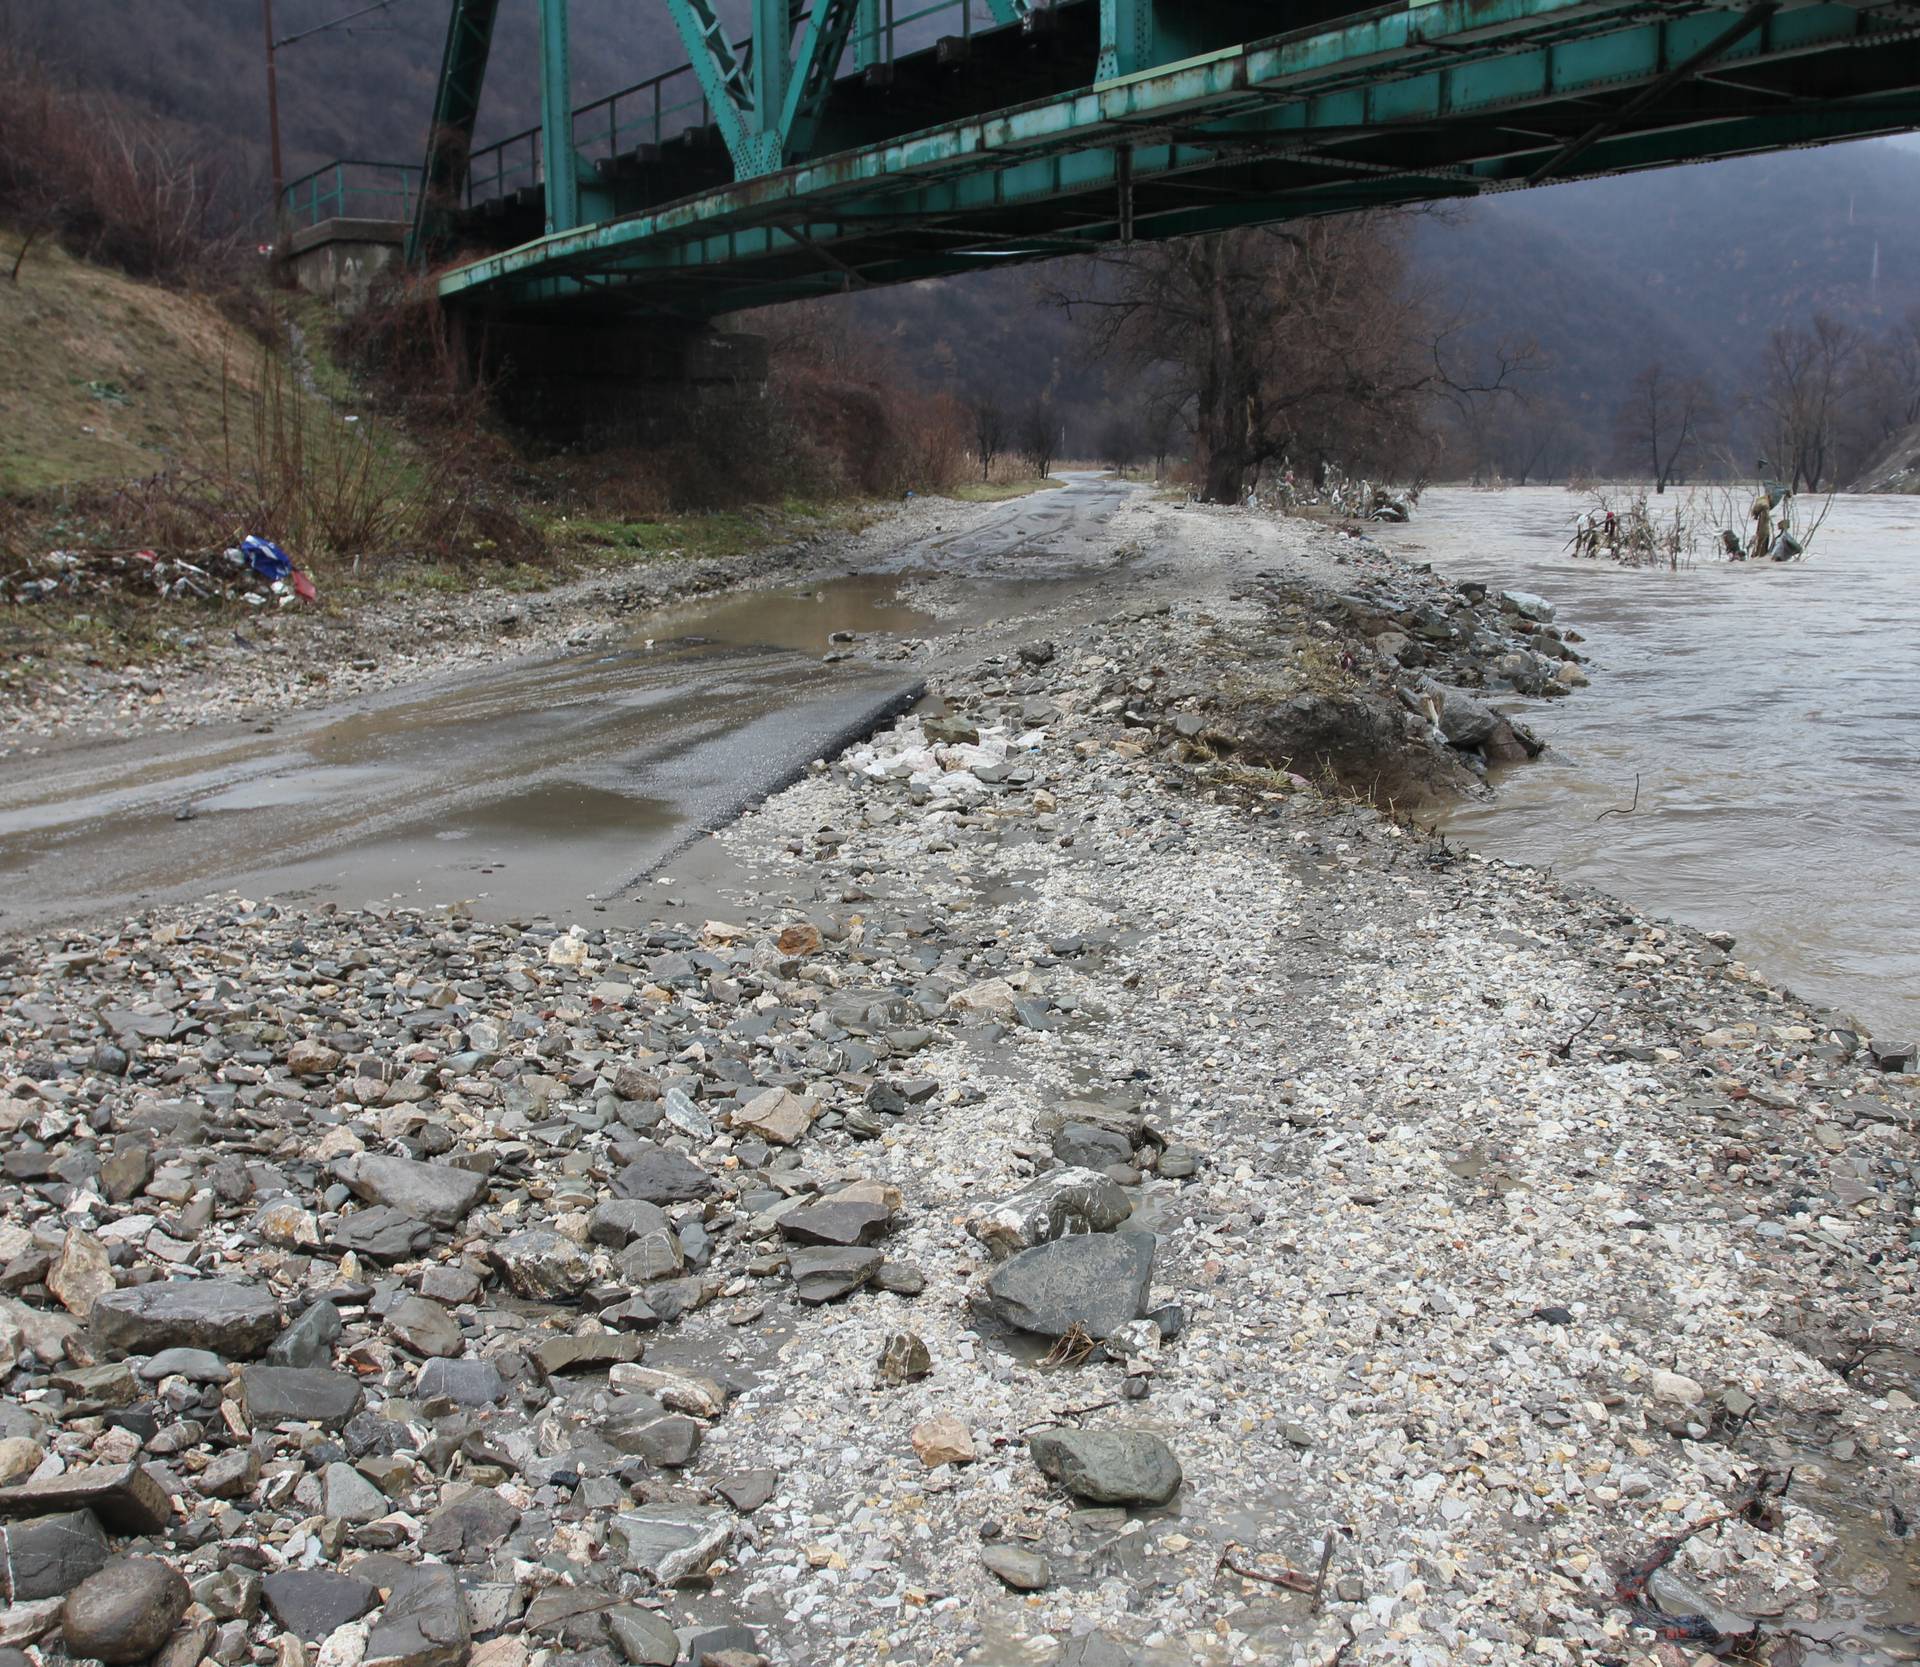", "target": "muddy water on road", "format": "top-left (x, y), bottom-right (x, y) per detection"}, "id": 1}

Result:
top-left (0, 479), bottom-right (1134, 933)
top-left (1390, 487), bottom-right (1920, 1043)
